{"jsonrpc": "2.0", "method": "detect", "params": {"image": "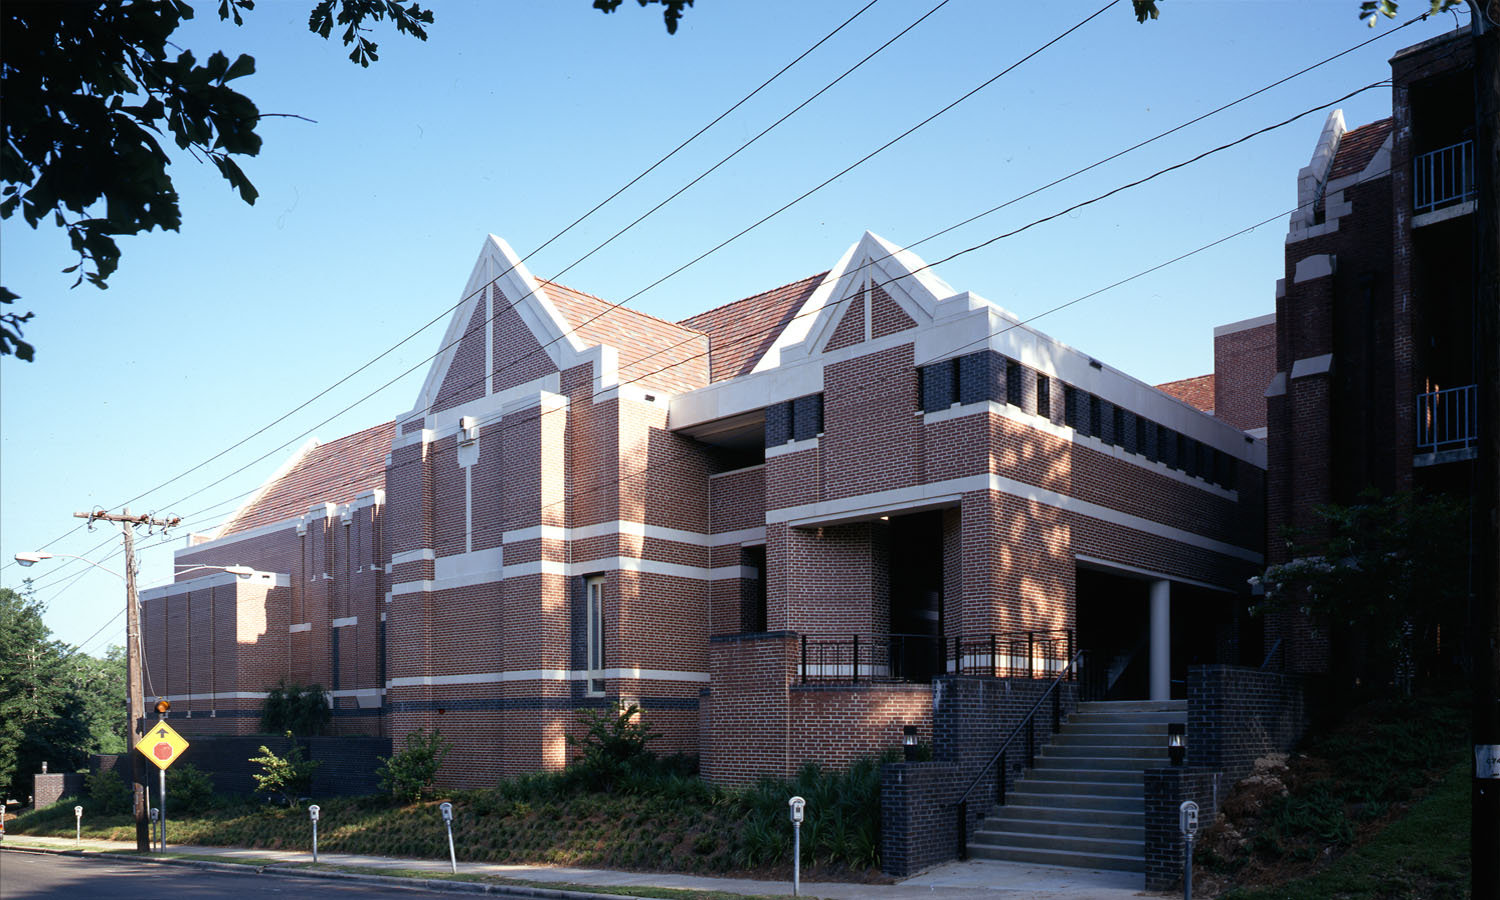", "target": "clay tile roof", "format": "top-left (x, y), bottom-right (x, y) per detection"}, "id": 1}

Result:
top-left (223, 420), bottom-right (395, 535)
top-left (1155, 373), bottom-right (1215, 414)
top-left (539, 280), bottom-right (710, 394)
top-left (1329, 118), bottom-right (1393, 180)
top-left (678, 272), bottom-right (827, 382)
